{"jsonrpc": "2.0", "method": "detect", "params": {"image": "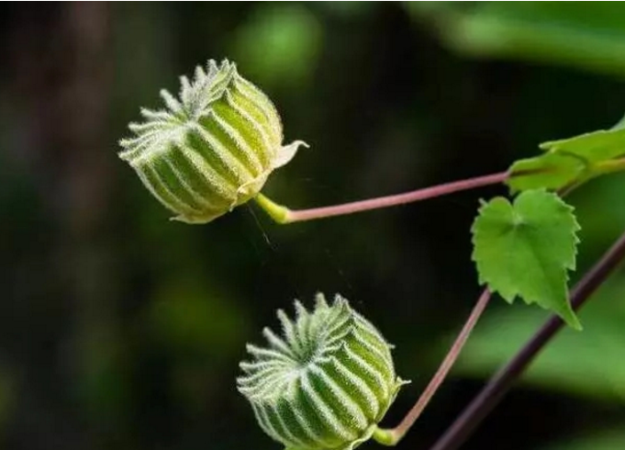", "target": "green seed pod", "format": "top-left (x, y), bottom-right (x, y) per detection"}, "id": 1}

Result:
top-left (119, 59), bottom-right (306, 224)
top-left (237, 294), bottom-right (407, 450)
